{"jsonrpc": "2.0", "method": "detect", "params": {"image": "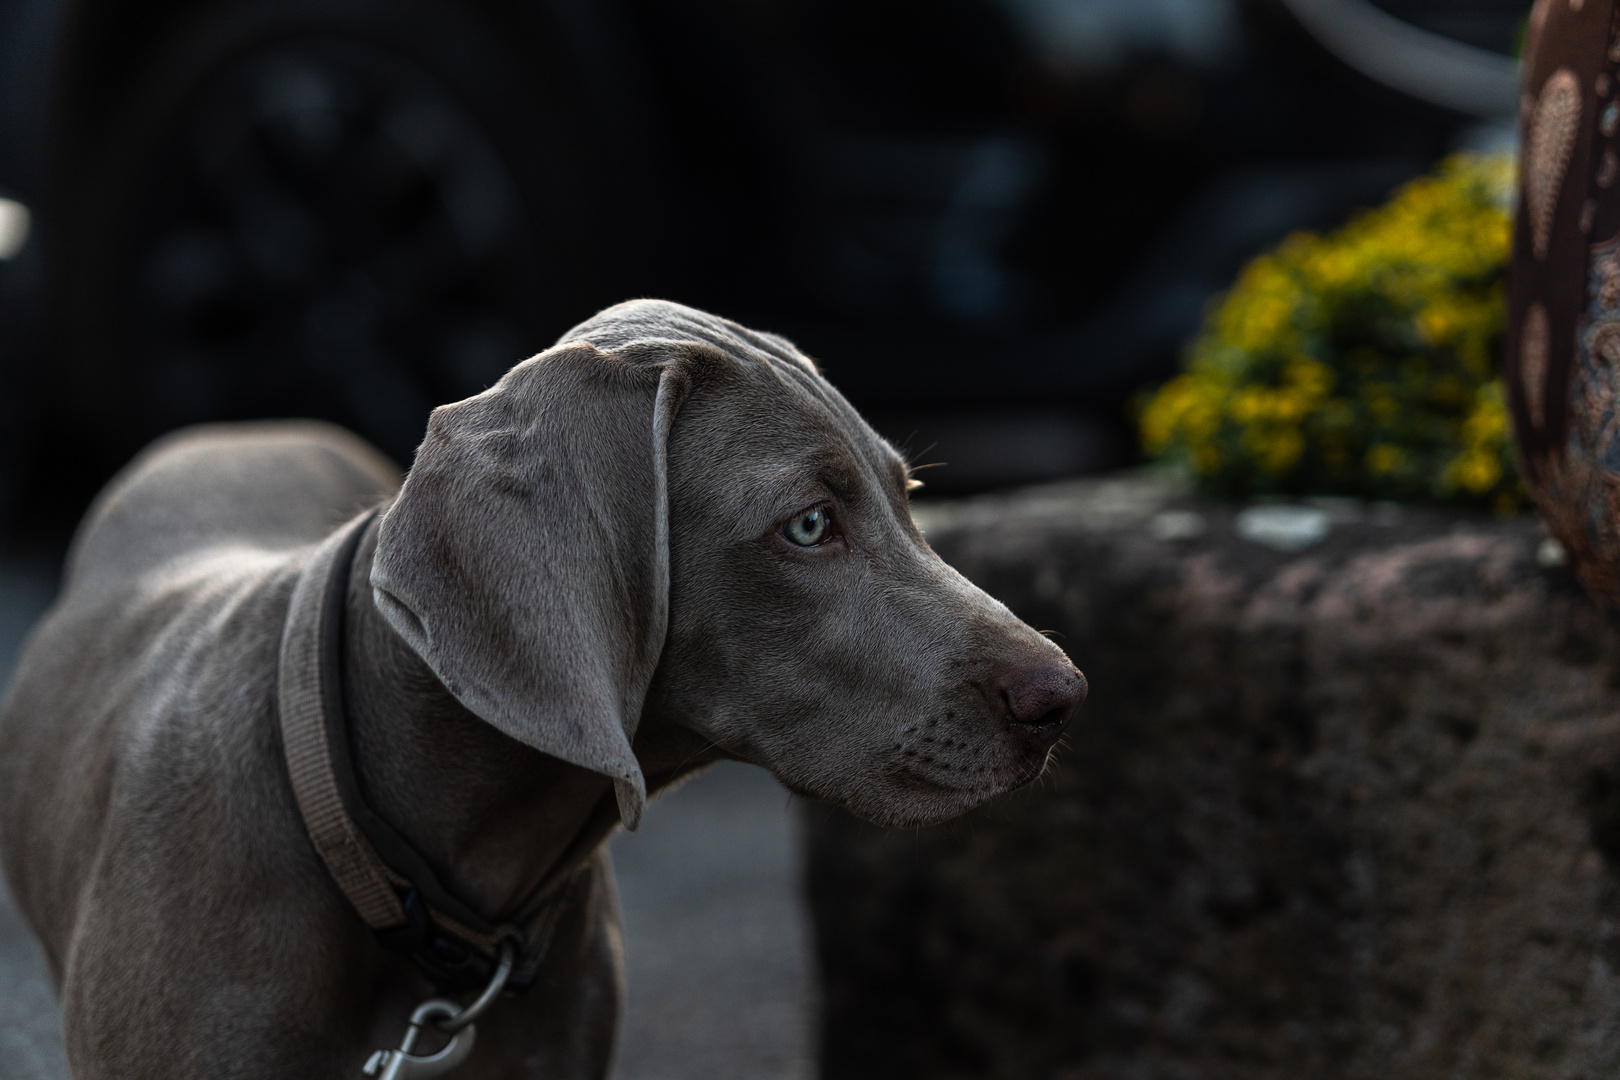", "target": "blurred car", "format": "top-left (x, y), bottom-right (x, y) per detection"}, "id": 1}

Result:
top-left (0, 0), bottom-right (1526, 538)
